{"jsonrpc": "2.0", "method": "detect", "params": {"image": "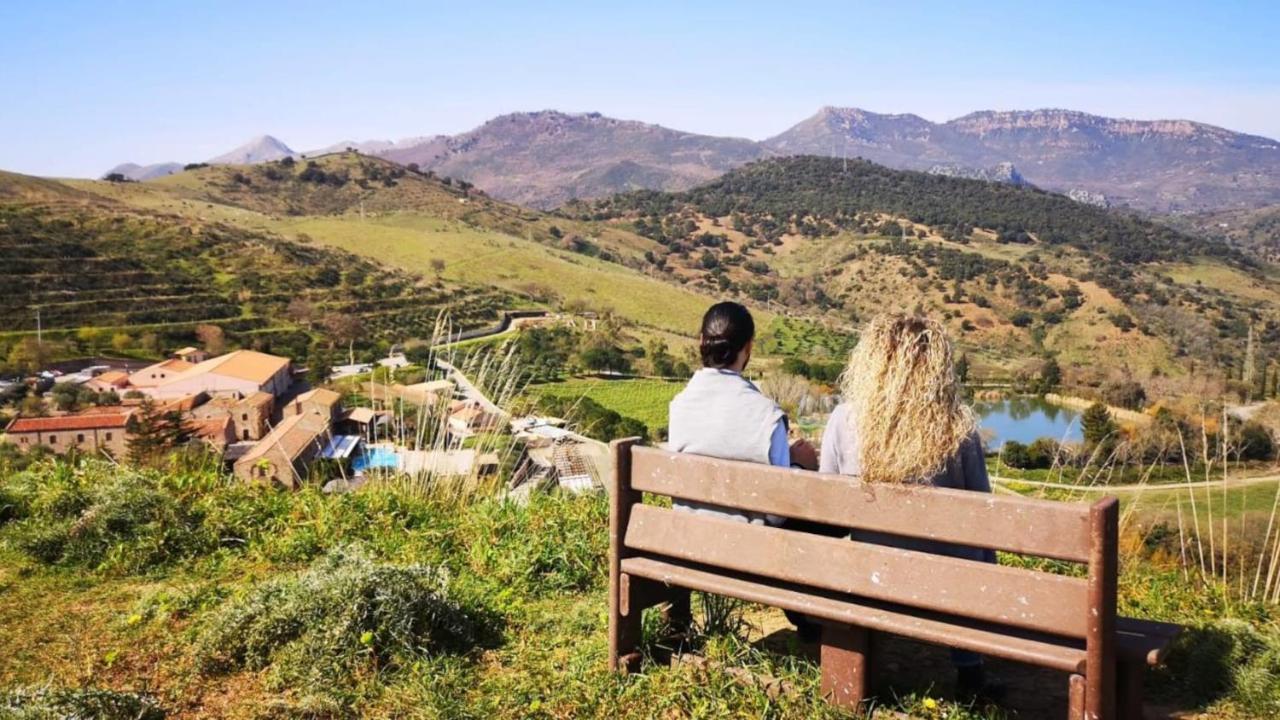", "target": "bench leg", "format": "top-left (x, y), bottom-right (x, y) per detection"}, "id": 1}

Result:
top-left (1116, 660), bottom-right (1145, 720)
top-left (1069, 673), bottom-right (1086, 720)
top-left (820, 624), bottom-right (870, 709)
top-left (608, 573), bottom-right (645, 672)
